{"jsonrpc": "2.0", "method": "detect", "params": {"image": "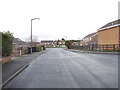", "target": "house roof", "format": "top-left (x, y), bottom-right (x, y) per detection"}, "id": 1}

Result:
top-left (98, 19), bottom-right (120, 31)
top-left (41, 40), bottom-right (54, 43)
top-left (13, 38), bottom-right (28, 45)
top-left (73, 40), bottom-right (81, 42)
top-left (72, 42), bottom-right (79, 46)
top-left (83, 32), bottom-right (97, 39)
